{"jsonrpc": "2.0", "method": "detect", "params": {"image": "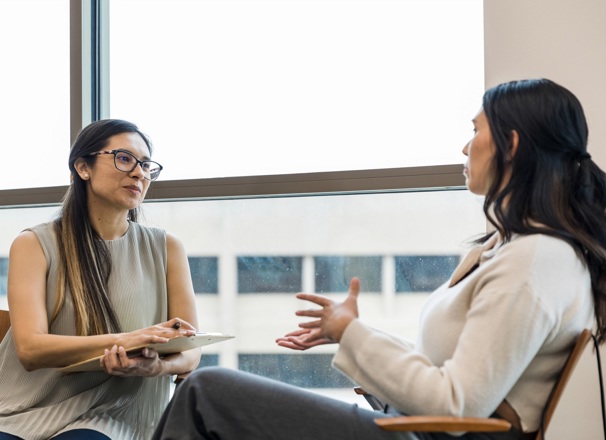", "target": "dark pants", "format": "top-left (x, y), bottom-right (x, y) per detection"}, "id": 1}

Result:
top-left (0, 430), bottom-right (110, 440)
top-left (153, 366), bottom-right (527, 440)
